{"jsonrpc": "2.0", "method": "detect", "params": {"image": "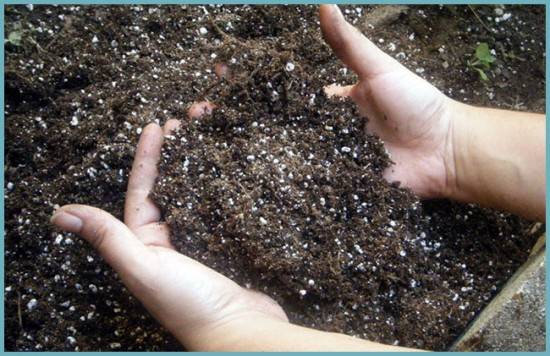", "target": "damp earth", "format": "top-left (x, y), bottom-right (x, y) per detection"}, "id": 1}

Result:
top-left (5, 5), bottom-right (544, 351)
